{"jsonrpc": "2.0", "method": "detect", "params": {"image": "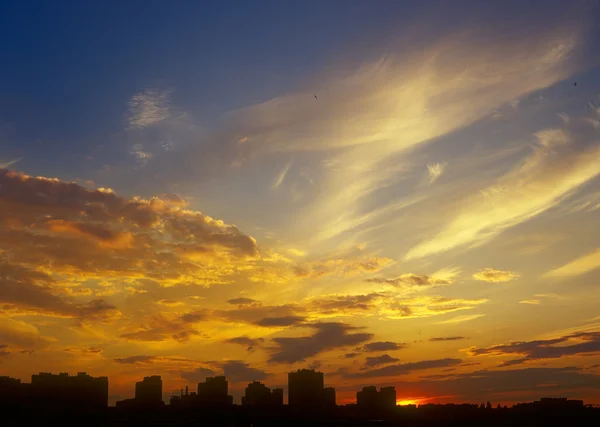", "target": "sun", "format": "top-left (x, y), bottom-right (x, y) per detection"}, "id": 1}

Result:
top-left (397, 399), bottom-right (419, 406)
